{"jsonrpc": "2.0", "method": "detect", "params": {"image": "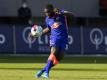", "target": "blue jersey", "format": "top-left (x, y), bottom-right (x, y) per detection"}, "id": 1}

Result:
top-left (45, 14), bottom-right (68, 46)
